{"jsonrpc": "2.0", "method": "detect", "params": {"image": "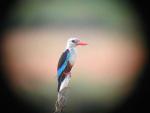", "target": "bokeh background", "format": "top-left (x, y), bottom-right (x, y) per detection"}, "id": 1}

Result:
top-left (0, 0), bottom-right (149, 113)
